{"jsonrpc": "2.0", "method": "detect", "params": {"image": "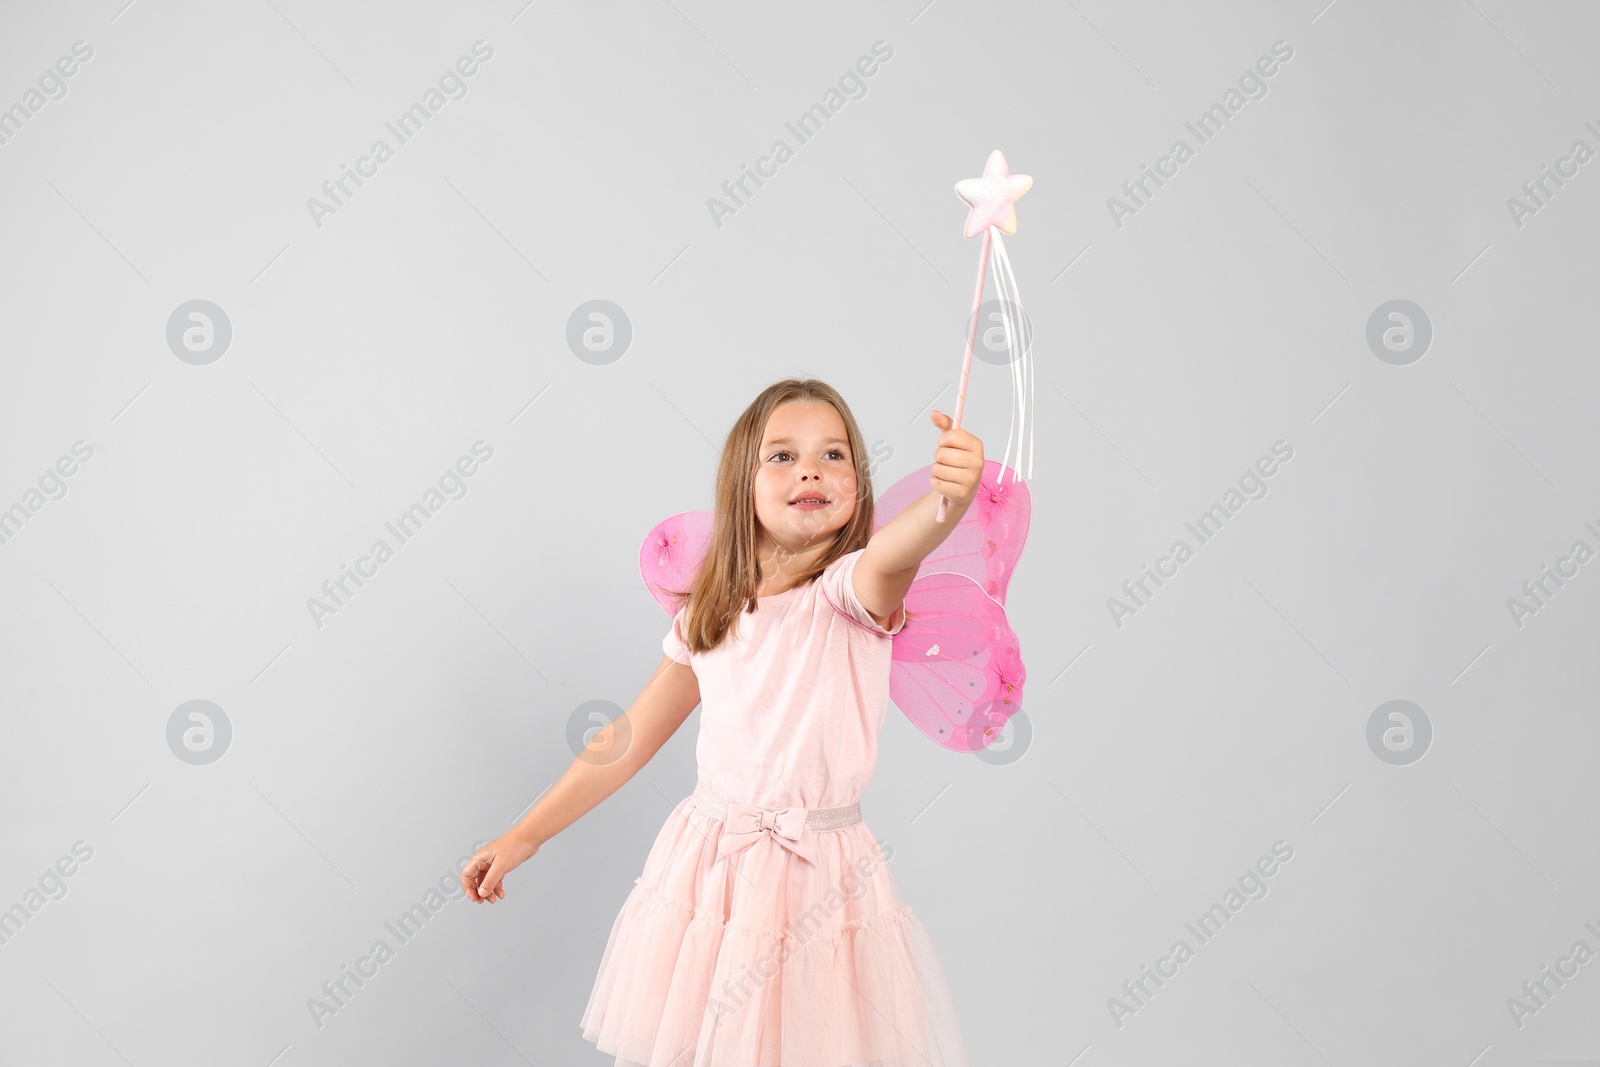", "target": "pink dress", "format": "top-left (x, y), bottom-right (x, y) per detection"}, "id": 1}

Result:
top-left (579, 547), bottom-right (969, 1067)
